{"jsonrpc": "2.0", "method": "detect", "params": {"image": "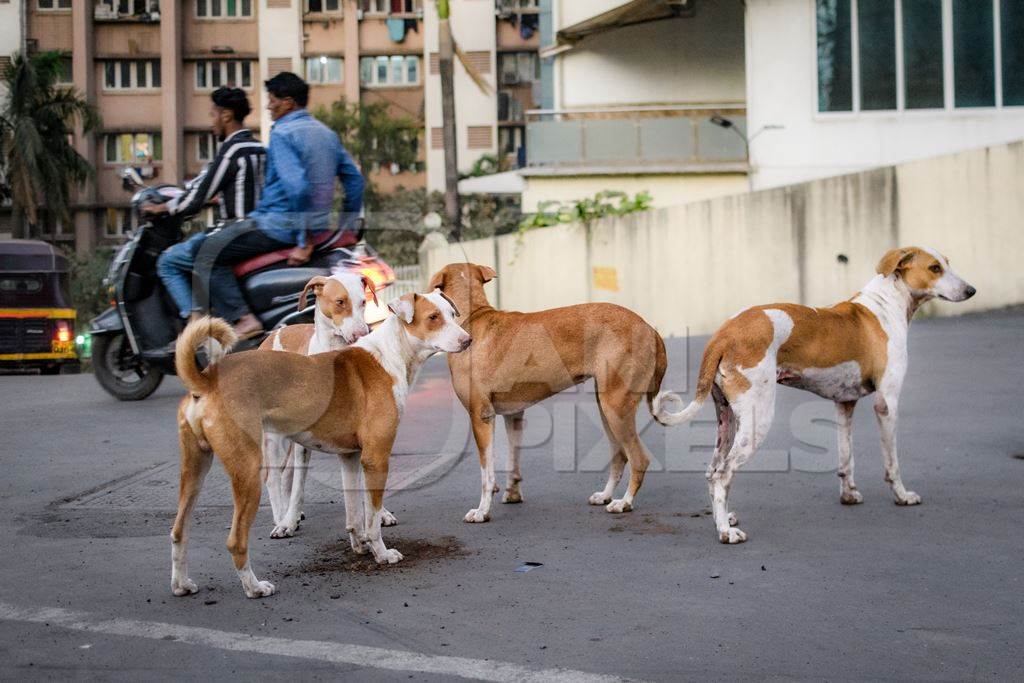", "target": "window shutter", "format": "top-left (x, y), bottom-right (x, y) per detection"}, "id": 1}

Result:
top-left (430, 127), bottom-right (444, 150)
top-left (466, 125), bottom-right (492, 149)
top-left (267, 57), bottom-right (292, 77)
